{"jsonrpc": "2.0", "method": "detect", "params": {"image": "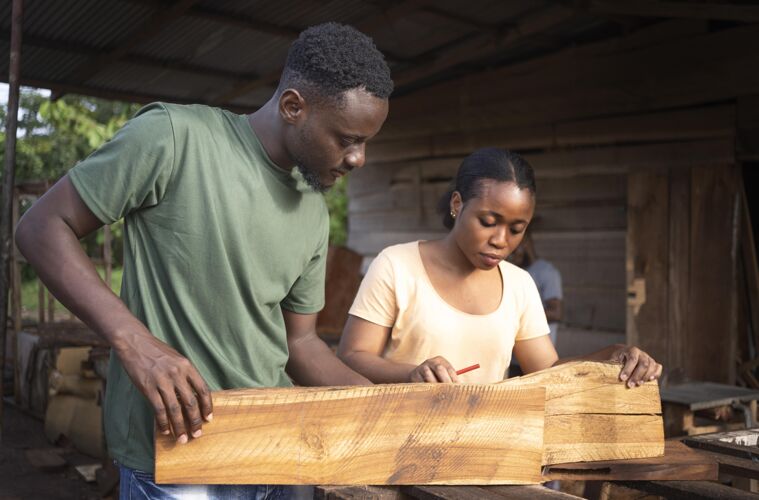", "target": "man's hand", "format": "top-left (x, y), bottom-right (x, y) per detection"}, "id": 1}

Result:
top-left (609, 345), bottom-right (663, 388)
top-left (408, 356), bottom-right (460, 383)
top-left (114, 332), bottom-right (213, 444)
